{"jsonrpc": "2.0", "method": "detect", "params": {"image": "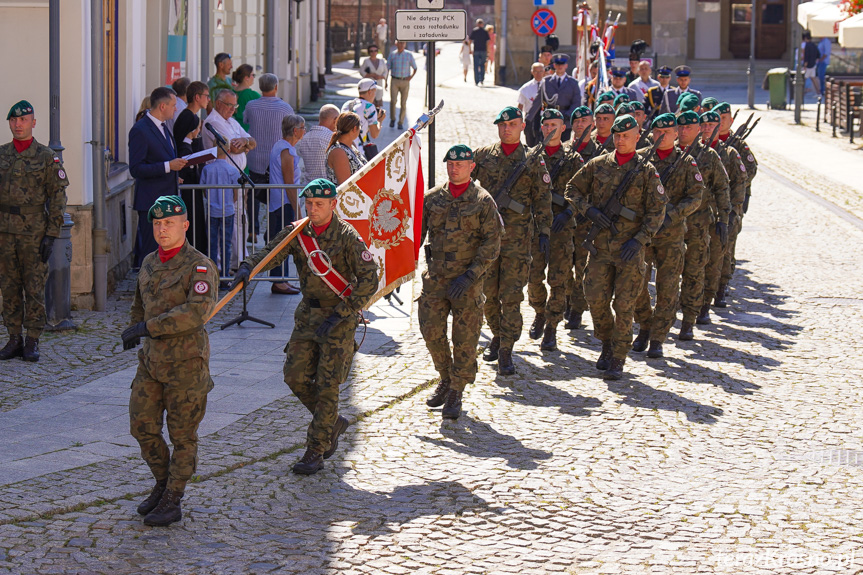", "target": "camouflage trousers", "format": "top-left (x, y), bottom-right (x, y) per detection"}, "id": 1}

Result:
top-left (527, 227), bottom-right (574, 324)
top-left (680, 210), bottom-right (713, 323)
top-left (565, 224), bottom-right (591, 314)
top-left (418, 274), bottom-right (484, 392)
top-left (703, 222), bottom-right (728, 305)
top-left (0, 232), bottom-right (48, 338)
top-left (284, 300), bottom-right (358, 455)
top-left (584, 245), bottom-right (646, 359)
top-left (721, 215), bottom-right (743, 285)
top-left (130, 355), bottom-right (213, 493)
top-left (634, 231), bottom-right (686, 342)
top-left (483, 234), bottom-right (532, 349)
